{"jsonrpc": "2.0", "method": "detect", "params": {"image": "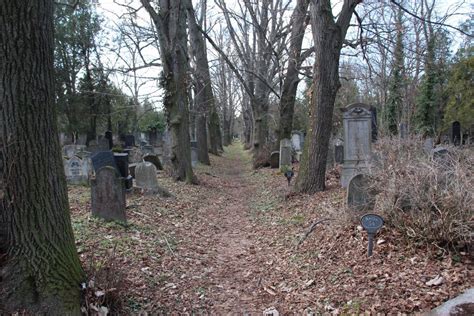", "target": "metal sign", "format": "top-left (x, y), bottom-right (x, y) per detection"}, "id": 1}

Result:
top-left (360, 214), bottom-right (384, 257)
